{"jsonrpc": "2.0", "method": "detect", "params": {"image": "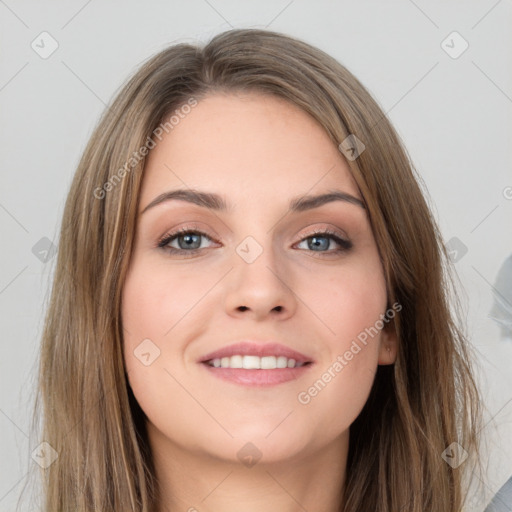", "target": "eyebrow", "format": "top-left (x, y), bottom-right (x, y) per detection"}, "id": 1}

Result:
top-left (140, 188), bottom-right (366, 215)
